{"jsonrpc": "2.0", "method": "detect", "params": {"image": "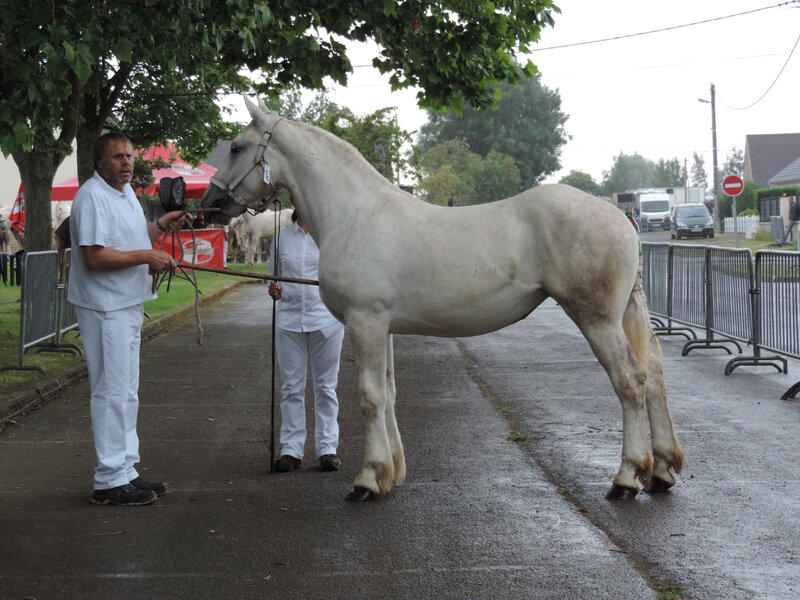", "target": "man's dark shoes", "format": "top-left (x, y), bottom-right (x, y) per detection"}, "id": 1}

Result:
top-left (131, 476), bottom-right (167, 496)
top-left (320, 454), bottom-right (342, 471)
top-left (274, 455), bottom-right (302, 472)
top-left (91, 483), bottom-right (156, 506)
